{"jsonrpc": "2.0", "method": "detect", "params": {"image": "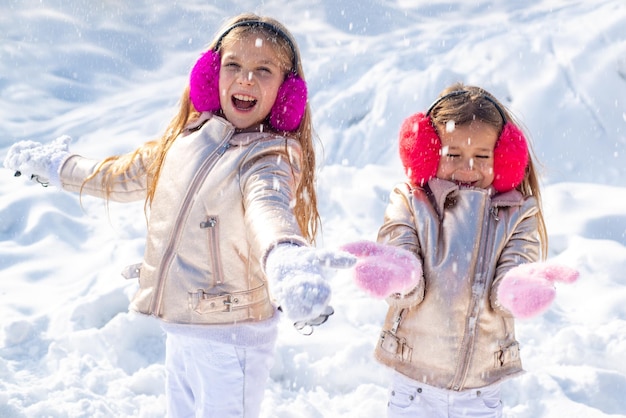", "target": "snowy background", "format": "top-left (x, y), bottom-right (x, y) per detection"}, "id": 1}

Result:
top-left (1, 0), bottom-right (625, 417)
